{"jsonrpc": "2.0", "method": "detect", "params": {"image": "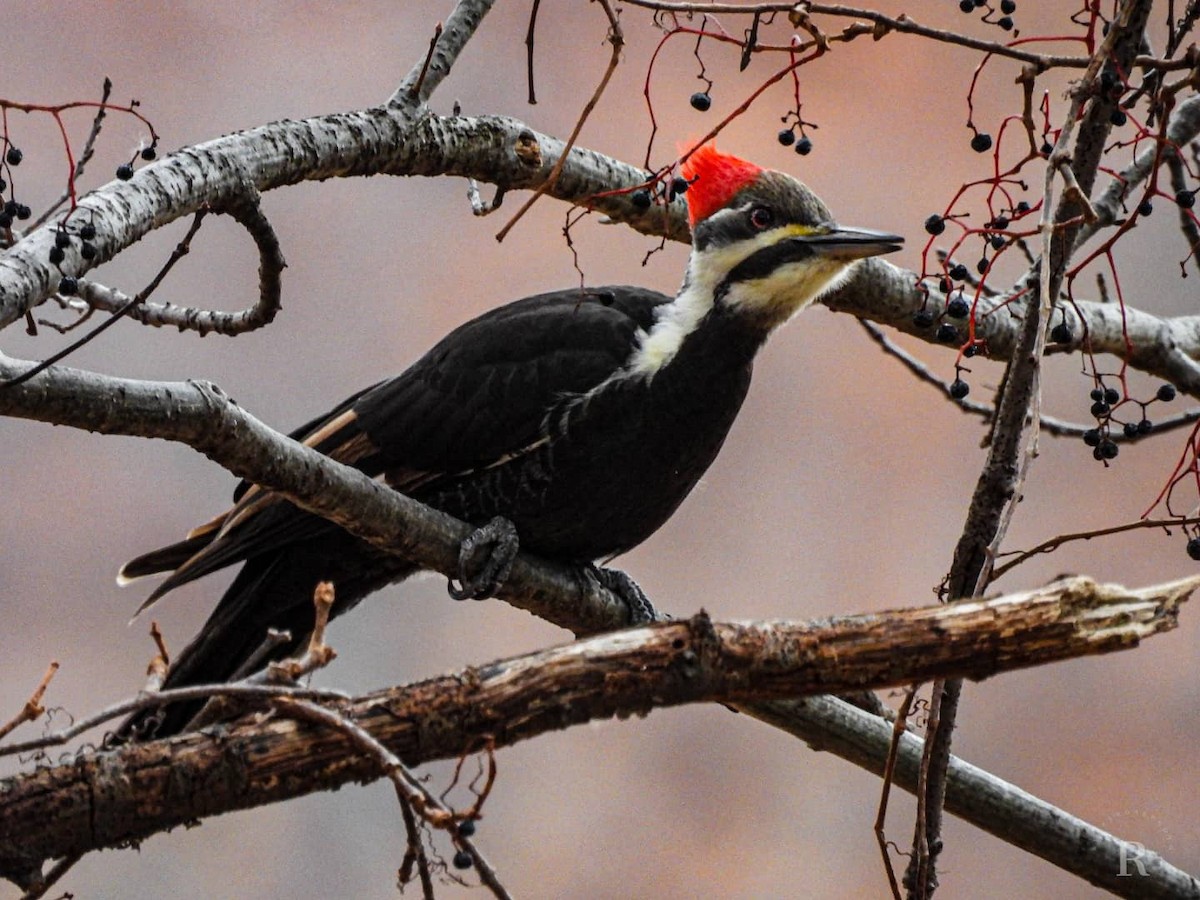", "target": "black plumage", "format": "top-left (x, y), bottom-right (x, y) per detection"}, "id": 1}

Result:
top-left (120, 285), bottom-right (763, 736)
top-left (119, 145), bottom-right (902, 739)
